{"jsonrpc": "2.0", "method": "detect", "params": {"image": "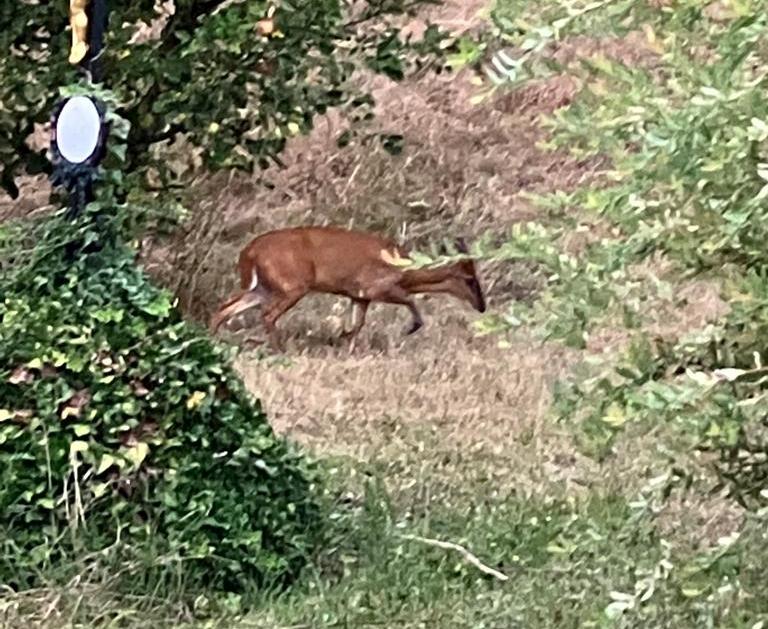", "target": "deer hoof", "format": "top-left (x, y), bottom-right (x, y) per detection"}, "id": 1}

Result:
top-left (403, 320), bottom-right (423, 336)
